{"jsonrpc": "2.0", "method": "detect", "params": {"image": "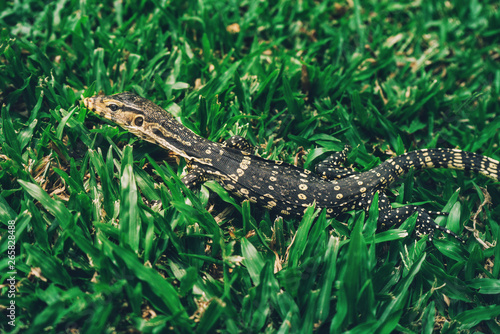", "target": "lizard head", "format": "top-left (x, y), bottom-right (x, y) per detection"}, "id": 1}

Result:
top-left (82, 92), bottom-right (205, 160)
top-left (83, 92), bottom-right (175, 131)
